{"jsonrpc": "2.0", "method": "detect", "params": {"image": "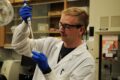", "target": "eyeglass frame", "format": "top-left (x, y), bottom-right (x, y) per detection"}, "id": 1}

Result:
top-left (59, 22), bottom-right (82, 30)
